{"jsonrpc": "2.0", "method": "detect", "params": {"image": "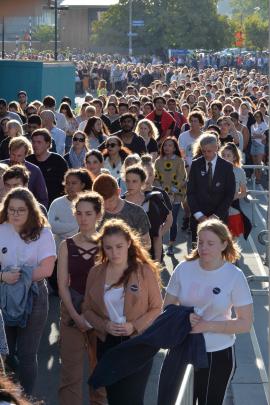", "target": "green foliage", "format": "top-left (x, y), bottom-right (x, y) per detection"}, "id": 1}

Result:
top-left (244, 14), bottom-right (268, 50)
top-left (32, 25), bottom-right (55, 43)
top-left (90, 0), bottom-right (234, 55)
top-left (229, 0), bottom-right (268, 21)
